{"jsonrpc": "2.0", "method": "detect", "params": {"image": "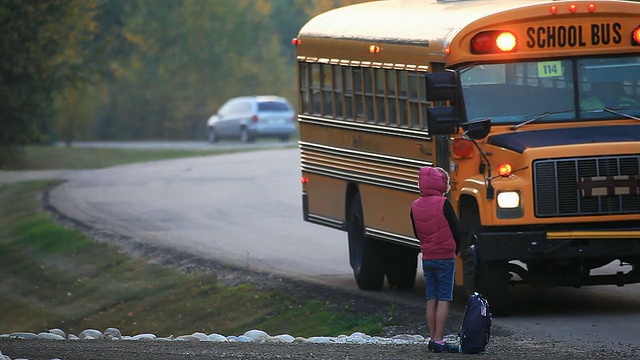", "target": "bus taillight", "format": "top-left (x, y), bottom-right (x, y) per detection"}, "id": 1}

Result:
top-left (471, 31), bottom-right (517, 54)
top-left (633, 26), bottom-right (640, 46)
top-left (300, 177), bottom-right (309, 184)
top-left (291, 38), bottom-right (301, 46)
